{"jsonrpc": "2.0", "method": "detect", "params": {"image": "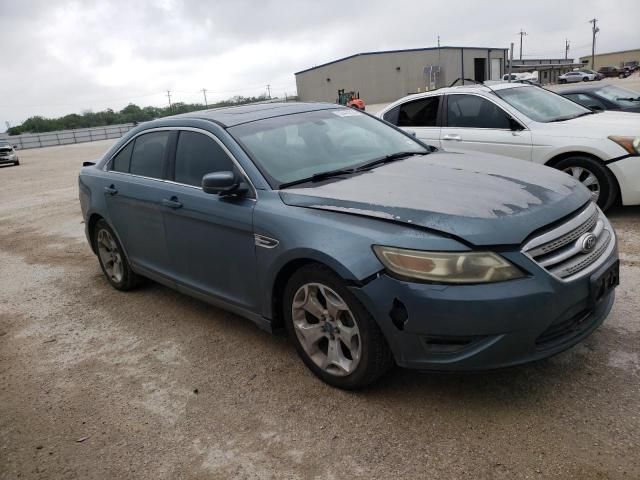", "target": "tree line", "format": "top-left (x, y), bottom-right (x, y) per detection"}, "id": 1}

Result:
top-left (7, 94), bottom-right (271, 135)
